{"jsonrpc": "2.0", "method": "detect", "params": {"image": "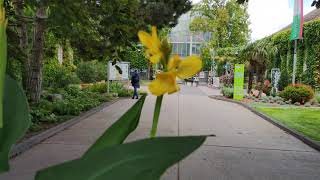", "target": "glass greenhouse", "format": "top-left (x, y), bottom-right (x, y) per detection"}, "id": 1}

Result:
top-left (170, 12), bottom-right (211, 57)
